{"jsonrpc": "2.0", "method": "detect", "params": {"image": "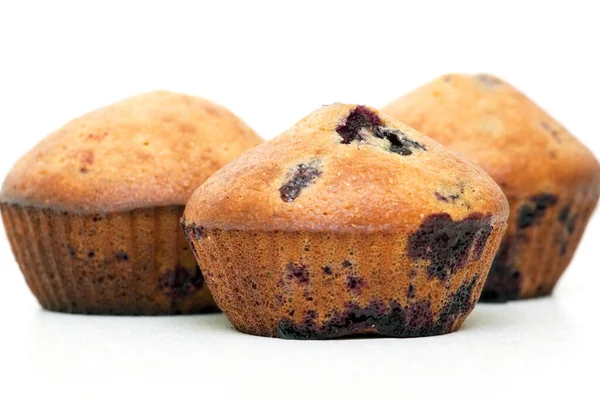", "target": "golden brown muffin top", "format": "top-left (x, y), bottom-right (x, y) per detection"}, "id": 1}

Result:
top-left (1, 91), bottom-right (263, 212)
top-left (382, 74), bottom-right (600, 197)
top-left (184, 103), bottom-right (509, 233)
